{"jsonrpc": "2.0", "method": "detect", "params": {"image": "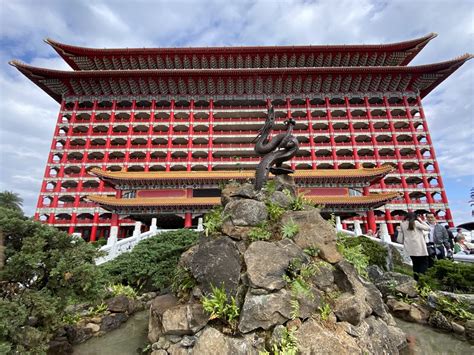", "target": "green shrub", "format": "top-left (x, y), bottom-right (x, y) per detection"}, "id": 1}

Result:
top-left (172, 266), bottom-right (197, 299)
top-left (0, 207), bottom-right (105, 353)
top-left (337, 242), bottom-right (369, 278)
top-left (266, 201), bottom-right (285, 221)
top-left (281, 219), bottom-right (299, 239)
top-left (419, 259), bottom-right (474, 294)
top-left (261, 327), bottom-right (298, 355)
top-left (318, 302), bottom-right (332, 321)
top-left (290, 193), bottom-right (312, 211)
top-left (108, 283), bottom-right (137, 299)
top-left (248, 223), bottom-right (272, 241)
top-left (101, 229), bottom-right (199, 292)
top-left (202, 284), bottom-right (240, 326)
top-left (203, 206), bottom-right (226, 237)
top-left (338, 235), bottom-right (388, 270)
